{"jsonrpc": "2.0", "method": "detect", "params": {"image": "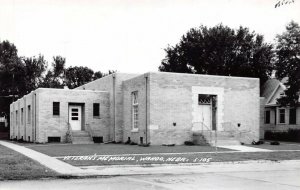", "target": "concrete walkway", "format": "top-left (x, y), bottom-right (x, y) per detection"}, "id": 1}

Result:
top-left (217, 145), bottom-right (273, 152)
top-left (0, 140), bottom-right (91, 176)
